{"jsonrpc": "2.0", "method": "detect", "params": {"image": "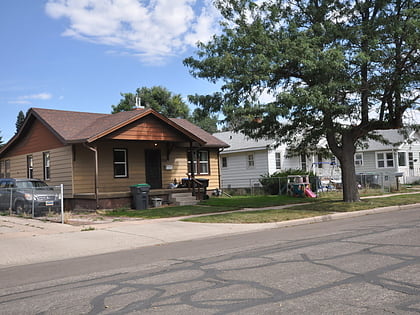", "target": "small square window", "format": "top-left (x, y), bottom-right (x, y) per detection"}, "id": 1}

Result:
top-left (114, 149), bottom-right (128, 178)
top-left (355, 153), bottom-right (363, 166)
